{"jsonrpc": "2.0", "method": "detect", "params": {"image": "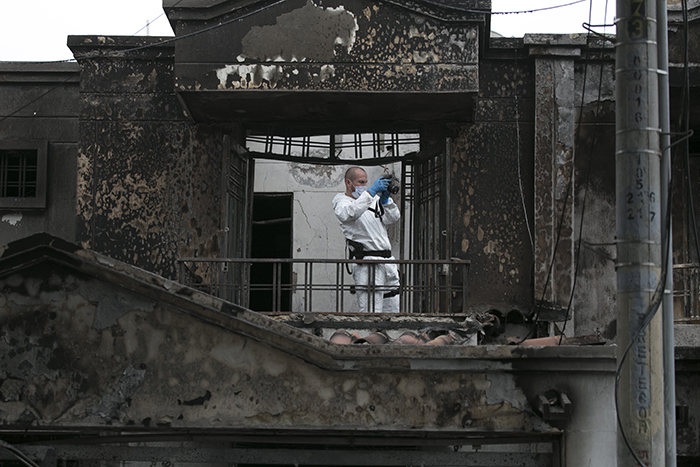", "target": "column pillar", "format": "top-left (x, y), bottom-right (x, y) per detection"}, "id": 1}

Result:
top-left (527, 35), bottom-right (586, 333)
